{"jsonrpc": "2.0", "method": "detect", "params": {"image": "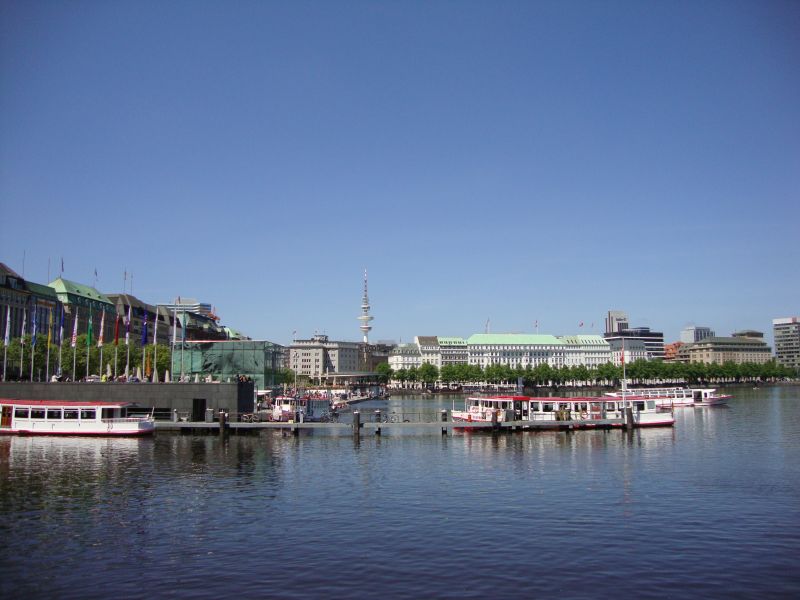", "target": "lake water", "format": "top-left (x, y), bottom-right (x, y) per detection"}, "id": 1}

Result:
top-left (2, 386), bottom-right (799, 599)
